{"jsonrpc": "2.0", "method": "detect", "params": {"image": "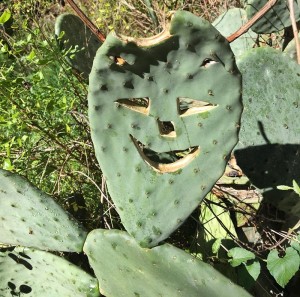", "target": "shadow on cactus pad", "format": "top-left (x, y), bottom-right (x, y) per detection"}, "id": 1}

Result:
top-left (0, 247), bottom-right (99, 297)
top-left (235, 144), bottom-right (300, 214)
